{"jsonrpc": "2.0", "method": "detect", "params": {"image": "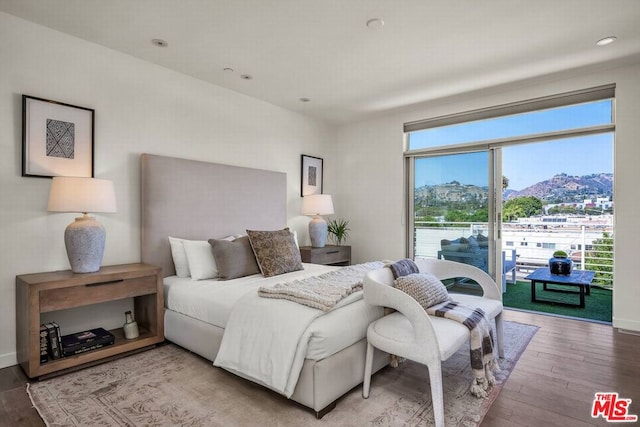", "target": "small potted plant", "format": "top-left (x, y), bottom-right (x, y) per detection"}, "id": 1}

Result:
top-left (327, 218), bottom-right (350, 246)
top-left (549, 250), bottom-right (572, 275)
